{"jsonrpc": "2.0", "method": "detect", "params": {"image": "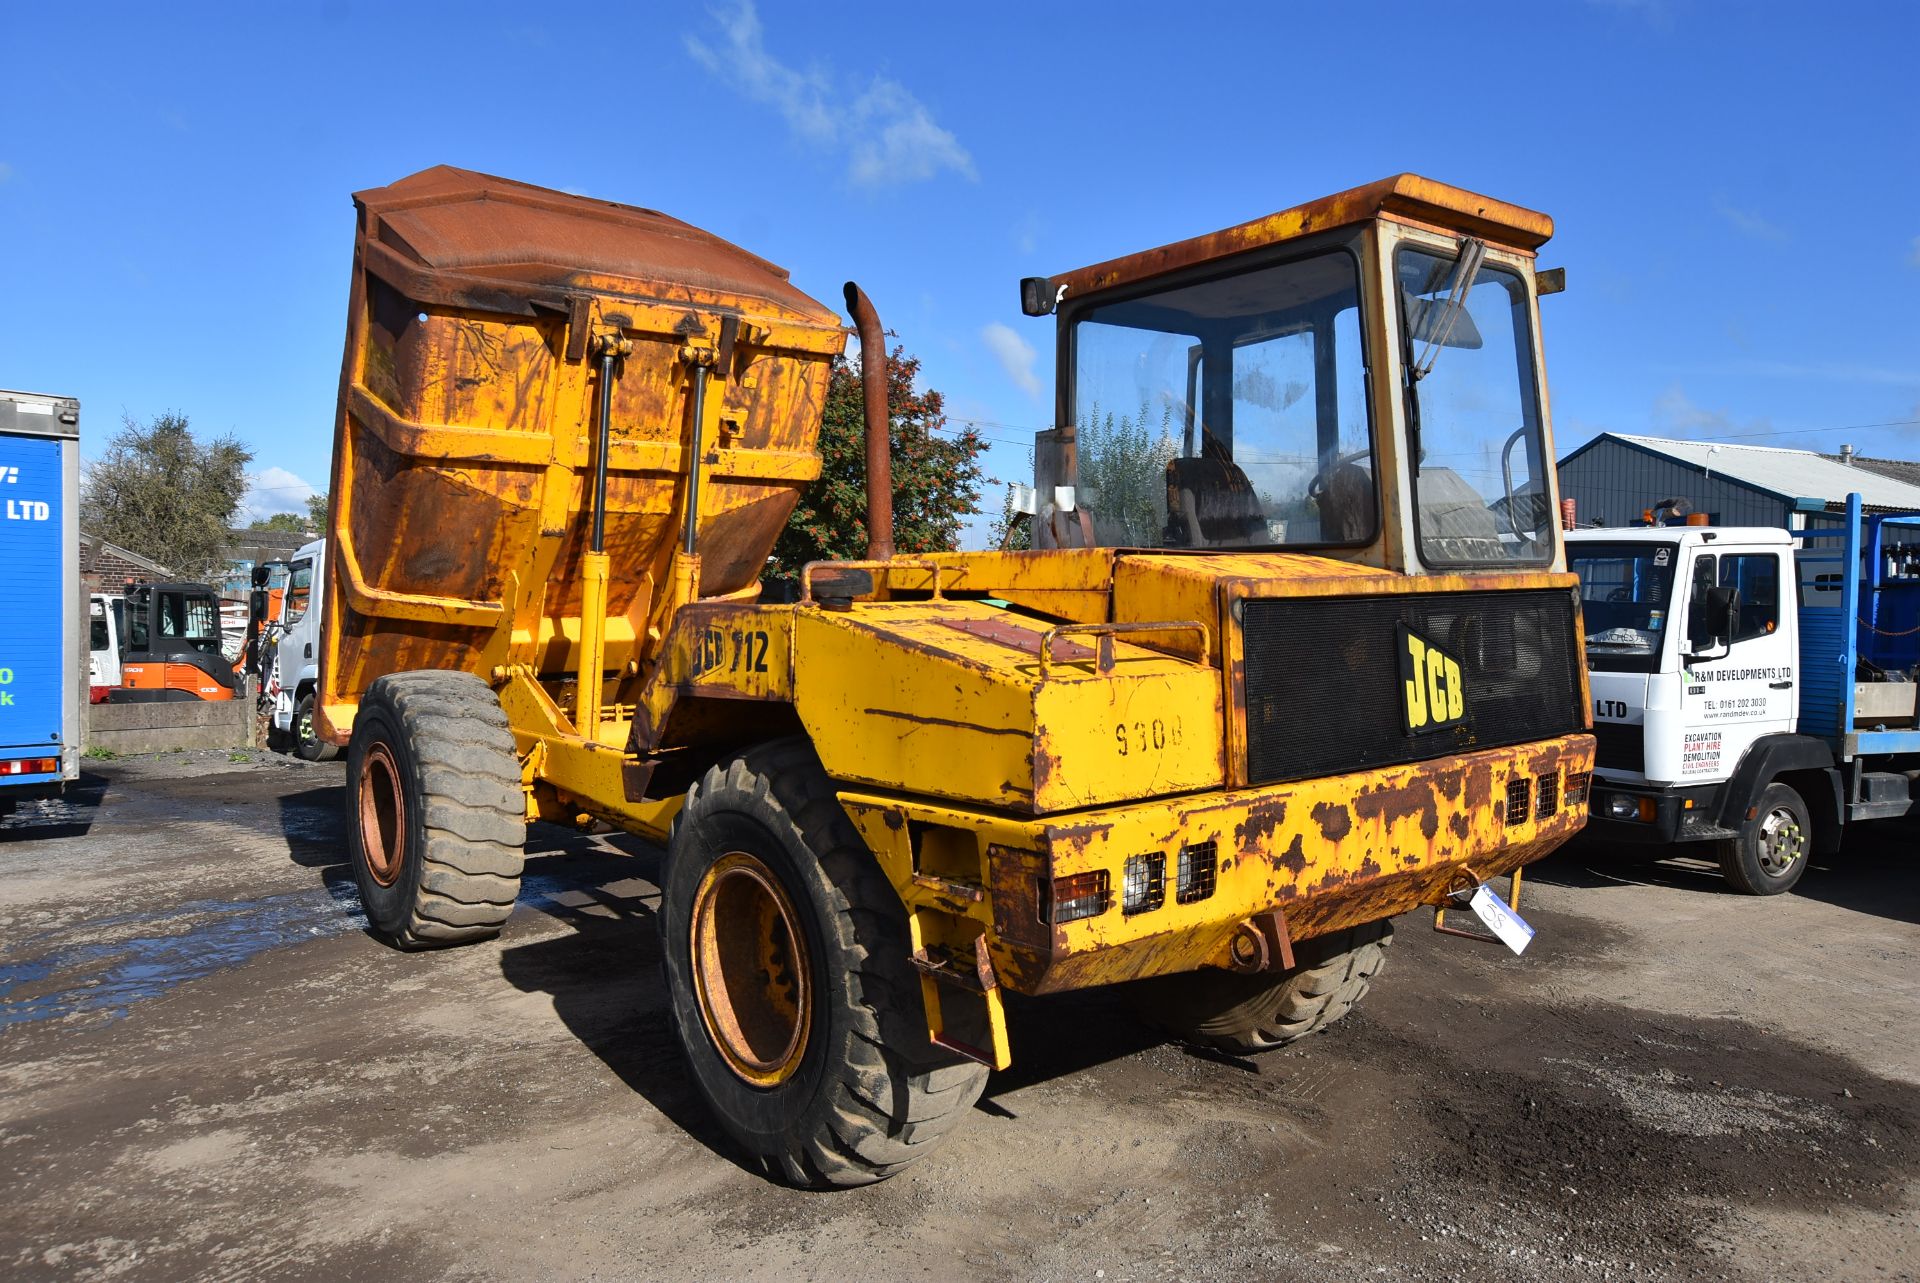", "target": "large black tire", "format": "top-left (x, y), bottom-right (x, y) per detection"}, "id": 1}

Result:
top-left (346, 671), bottom-right (525, 949)
top-left (1132, 919), bottom-right (1394, 1054)
top-left (293, 690), bottom-right (339, 762)
top-left (660, 738), bottom-right (988, 1187)
top-left (1717, 782), bottom-right (1810, 895)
